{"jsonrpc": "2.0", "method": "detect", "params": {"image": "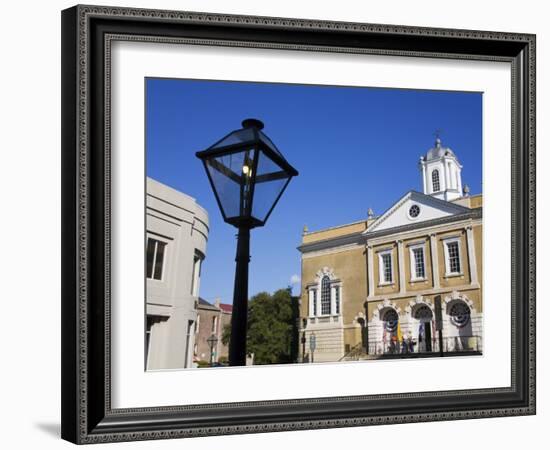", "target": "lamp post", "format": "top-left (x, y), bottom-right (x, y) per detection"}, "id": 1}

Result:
top-left (196, 119), bottom-right (299, 366)
top-left (207, 333), bottom-right (218, 367)
top-left (309, 332), bottom-right (316, 364)
top-left (301, 318), bottom-right (307, 363)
